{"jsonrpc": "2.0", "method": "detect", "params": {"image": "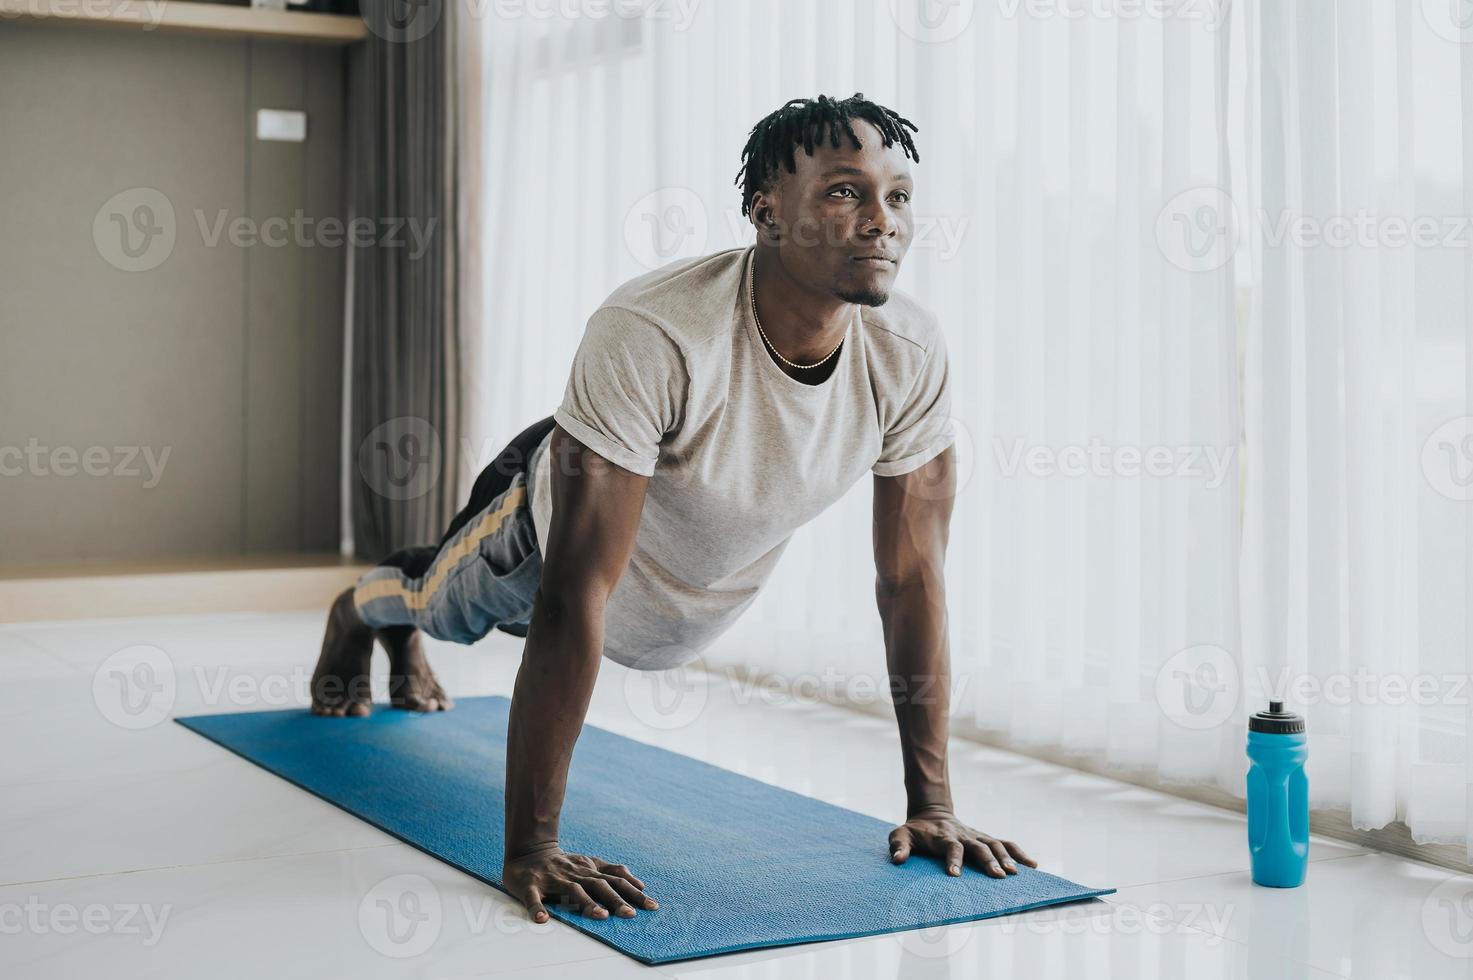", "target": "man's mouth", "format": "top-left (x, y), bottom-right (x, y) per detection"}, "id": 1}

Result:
top-left (852, 254), bottom-right (896, 268)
